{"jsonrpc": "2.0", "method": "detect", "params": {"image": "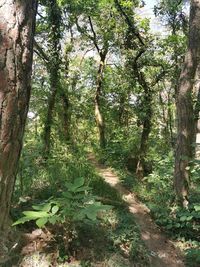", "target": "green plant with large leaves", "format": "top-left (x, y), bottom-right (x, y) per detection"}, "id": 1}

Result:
top-left (13, 177), bottom-right (112, 228)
